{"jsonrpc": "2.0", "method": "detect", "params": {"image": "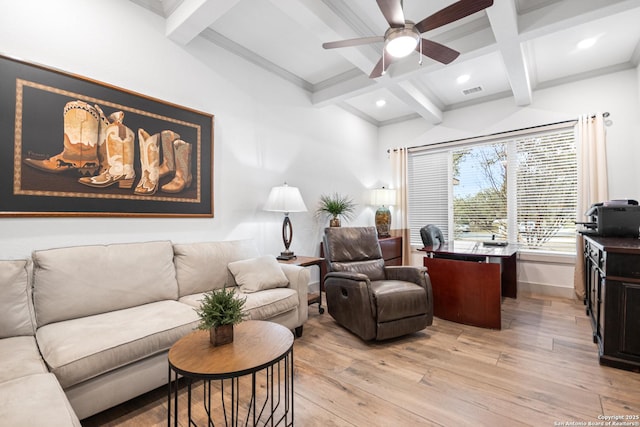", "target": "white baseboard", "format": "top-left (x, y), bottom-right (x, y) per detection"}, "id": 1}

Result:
top-left (518, 281), bottom-right (578, 300)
